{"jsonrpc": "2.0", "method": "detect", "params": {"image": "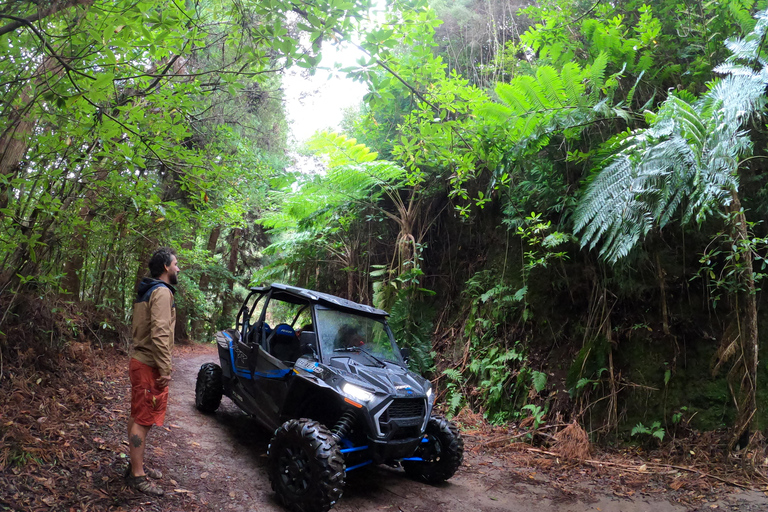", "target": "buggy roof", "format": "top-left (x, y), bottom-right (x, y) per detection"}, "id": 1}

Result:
top-left (251, 283), bottom-right (389, 317)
